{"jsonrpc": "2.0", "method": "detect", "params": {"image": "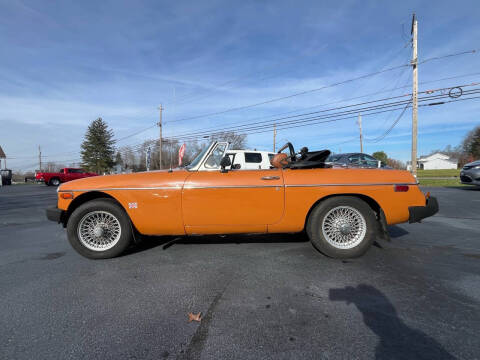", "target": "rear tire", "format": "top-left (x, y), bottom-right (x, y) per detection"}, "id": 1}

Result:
top-left (67, 199), bottom-right (133, 259)
top-left (307, 196), bottom-right (376, 258)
